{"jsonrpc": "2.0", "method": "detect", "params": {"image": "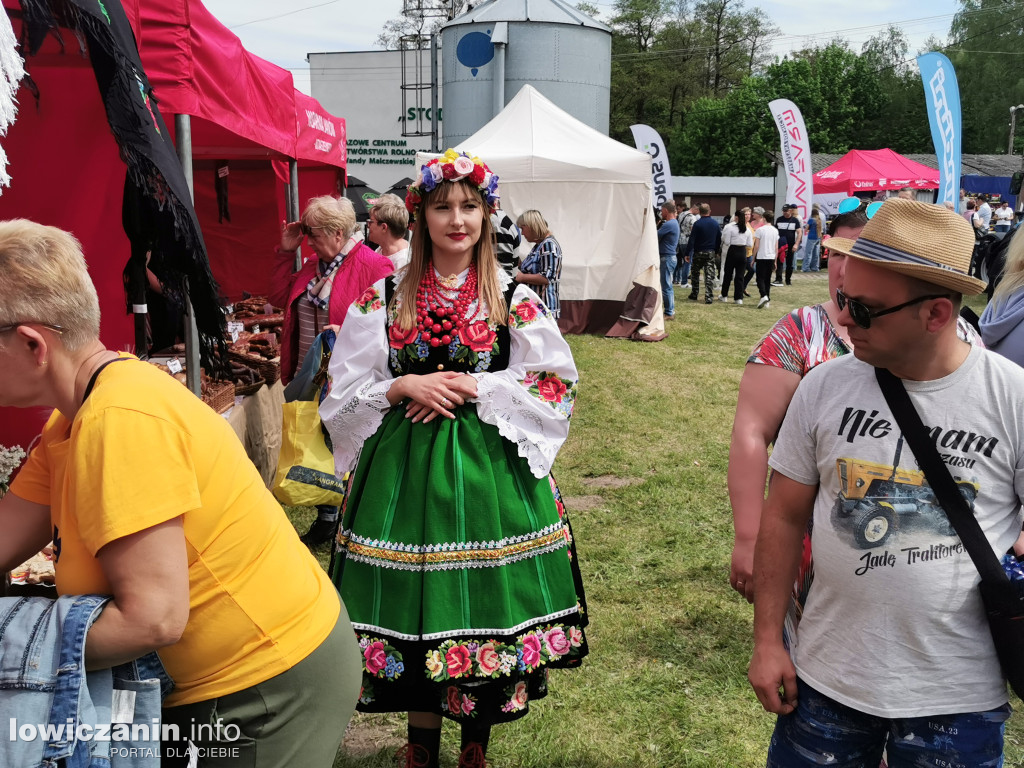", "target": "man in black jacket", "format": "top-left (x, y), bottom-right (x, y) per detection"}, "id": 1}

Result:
top-left (774, 204), bottom-right (802, 286)
top-left (686, 203), bottom-right (723, 305)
